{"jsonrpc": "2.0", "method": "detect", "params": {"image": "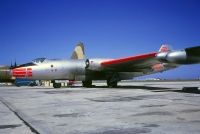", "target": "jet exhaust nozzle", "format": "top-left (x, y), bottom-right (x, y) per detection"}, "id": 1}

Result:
top-left (156, 46), bottom-right (200, 64)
